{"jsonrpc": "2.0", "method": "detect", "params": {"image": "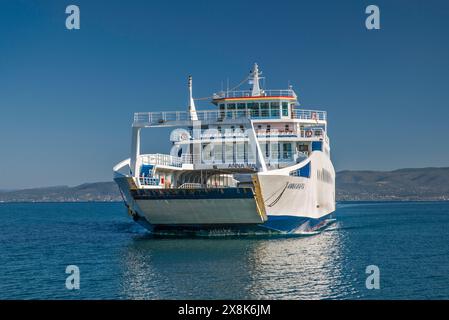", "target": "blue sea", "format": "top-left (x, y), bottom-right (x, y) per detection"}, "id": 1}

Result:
top-left (1, 201), bottom-right (449, 300)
